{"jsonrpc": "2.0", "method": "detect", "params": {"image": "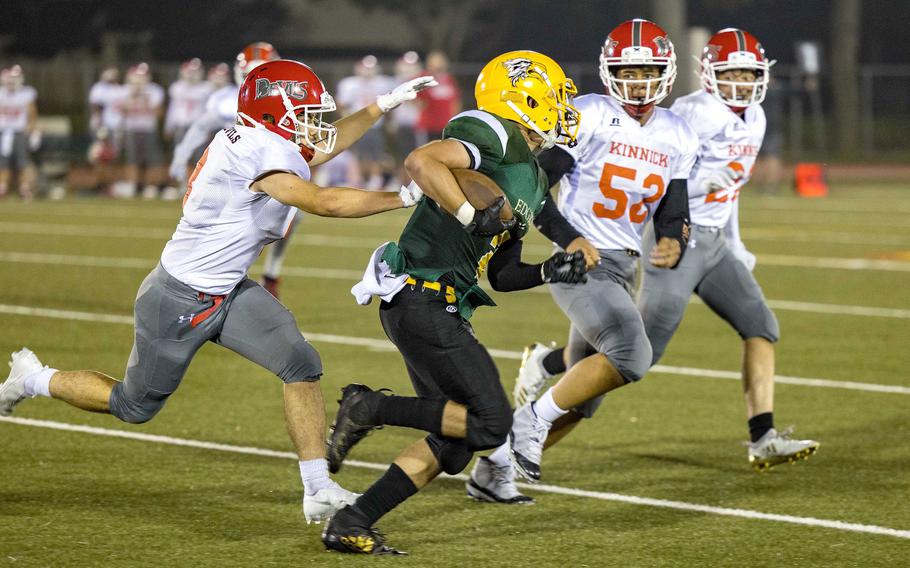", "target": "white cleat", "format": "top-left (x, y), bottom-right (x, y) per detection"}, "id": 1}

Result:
top-left (1, 348), bottom-right (45, 416)
top-left (303, 483), bottom-right (360, 525)
top-left (508, 403), bottom-right (552, 483)
top-left (748, 427), bottom-right (820, 472)
top-left (513, 342), bottom-right (555, 407)
top-left (466, 457), bottom-right (534, 505)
